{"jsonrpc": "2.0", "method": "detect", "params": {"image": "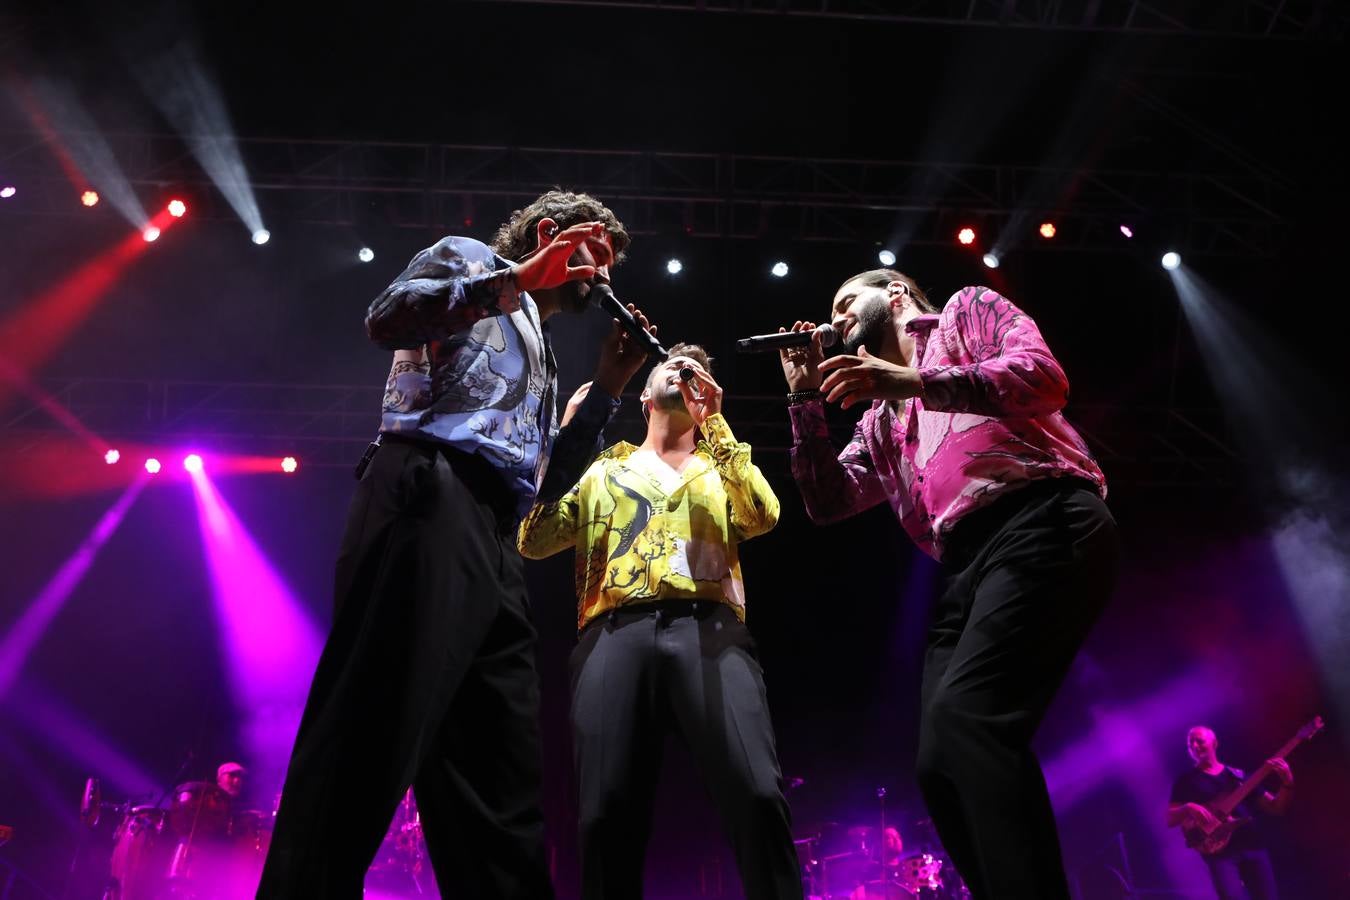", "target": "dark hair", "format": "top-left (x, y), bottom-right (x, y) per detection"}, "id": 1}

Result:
top-left (489, 190), bottom-right (630, 264)
top-left (843, 268), bottom-right (938, 314)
